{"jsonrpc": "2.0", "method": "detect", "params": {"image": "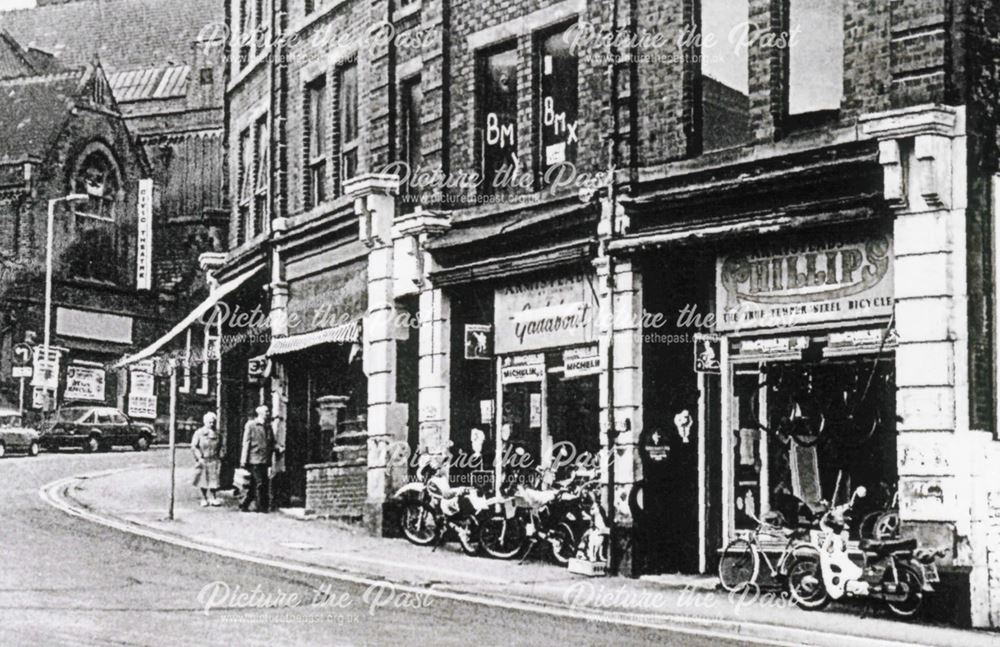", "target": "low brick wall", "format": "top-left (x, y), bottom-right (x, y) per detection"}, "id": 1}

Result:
top-left (304, 457), bottom-right (367, 520)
